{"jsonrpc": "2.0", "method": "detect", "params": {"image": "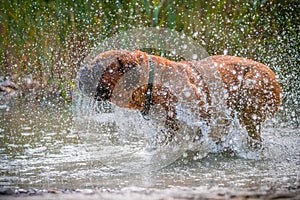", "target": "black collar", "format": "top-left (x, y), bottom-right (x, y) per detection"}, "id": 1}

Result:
top-left (141, 55), bottom-right (154, 119)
